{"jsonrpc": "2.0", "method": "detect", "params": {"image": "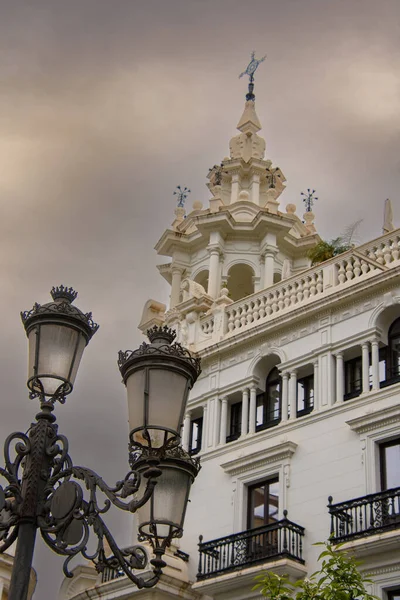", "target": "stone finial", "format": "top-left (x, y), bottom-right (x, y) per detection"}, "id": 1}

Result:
top-left (192, 200), bottom-right (203, 211)
top-left (236, 100), bottom-right (262, 134)
top-left (383, 198), bottom-right (394, 234)
top-left (286, 204), bottom-right (296, 215)
top-left (303, 211), bottom-right (316, 234)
